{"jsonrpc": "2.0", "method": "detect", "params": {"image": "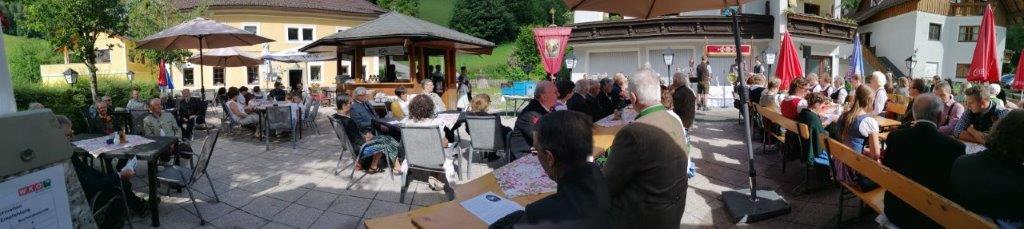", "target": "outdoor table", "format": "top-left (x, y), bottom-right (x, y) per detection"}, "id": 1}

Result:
top-left (72, 134), bottom-right (177, 227)
top-left (875, 116), bottom-right (902, 129)
top-left (253, 101), bottom-right (302, 139)
top-left (364, 123), bottom-right (624, 229)
top-left (502, 95), bottom-right (531, 114)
